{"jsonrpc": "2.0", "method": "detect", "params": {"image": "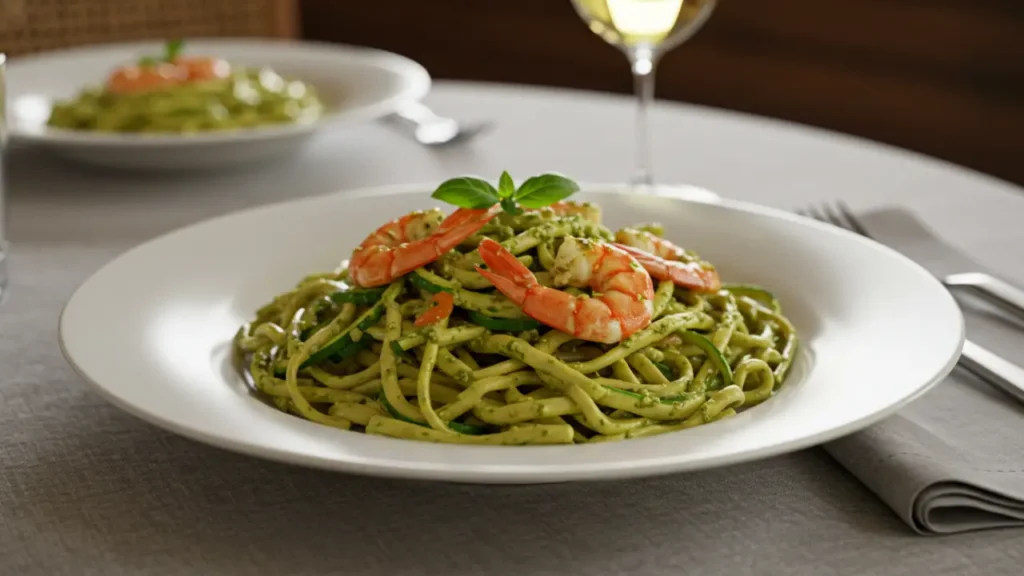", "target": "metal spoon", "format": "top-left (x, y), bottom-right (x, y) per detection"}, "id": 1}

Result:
top-left (390, 101), bottom-right (492, 147)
